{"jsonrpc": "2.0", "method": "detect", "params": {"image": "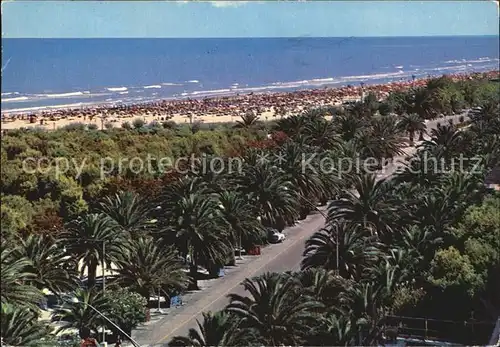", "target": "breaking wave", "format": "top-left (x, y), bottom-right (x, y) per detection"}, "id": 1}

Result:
top-left (106, 87), bottom-right (128, 92)
top-left (2, 96), bottom-right (29, 102)
top-left (38, 91), bottom-right (90, 98)
top-left (190, 89), bottom-right (231, 96)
